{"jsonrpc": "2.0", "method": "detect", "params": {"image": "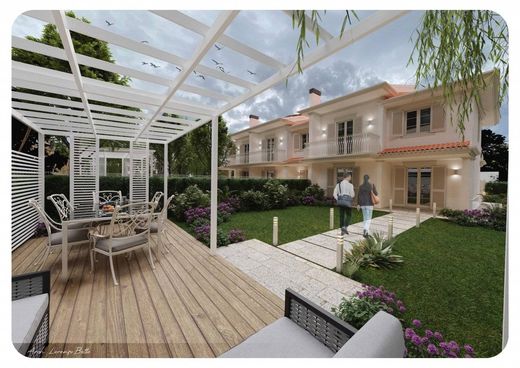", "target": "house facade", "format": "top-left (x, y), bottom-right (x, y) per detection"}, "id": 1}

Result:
top-left (224, 73), bottom-right (500, 210)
